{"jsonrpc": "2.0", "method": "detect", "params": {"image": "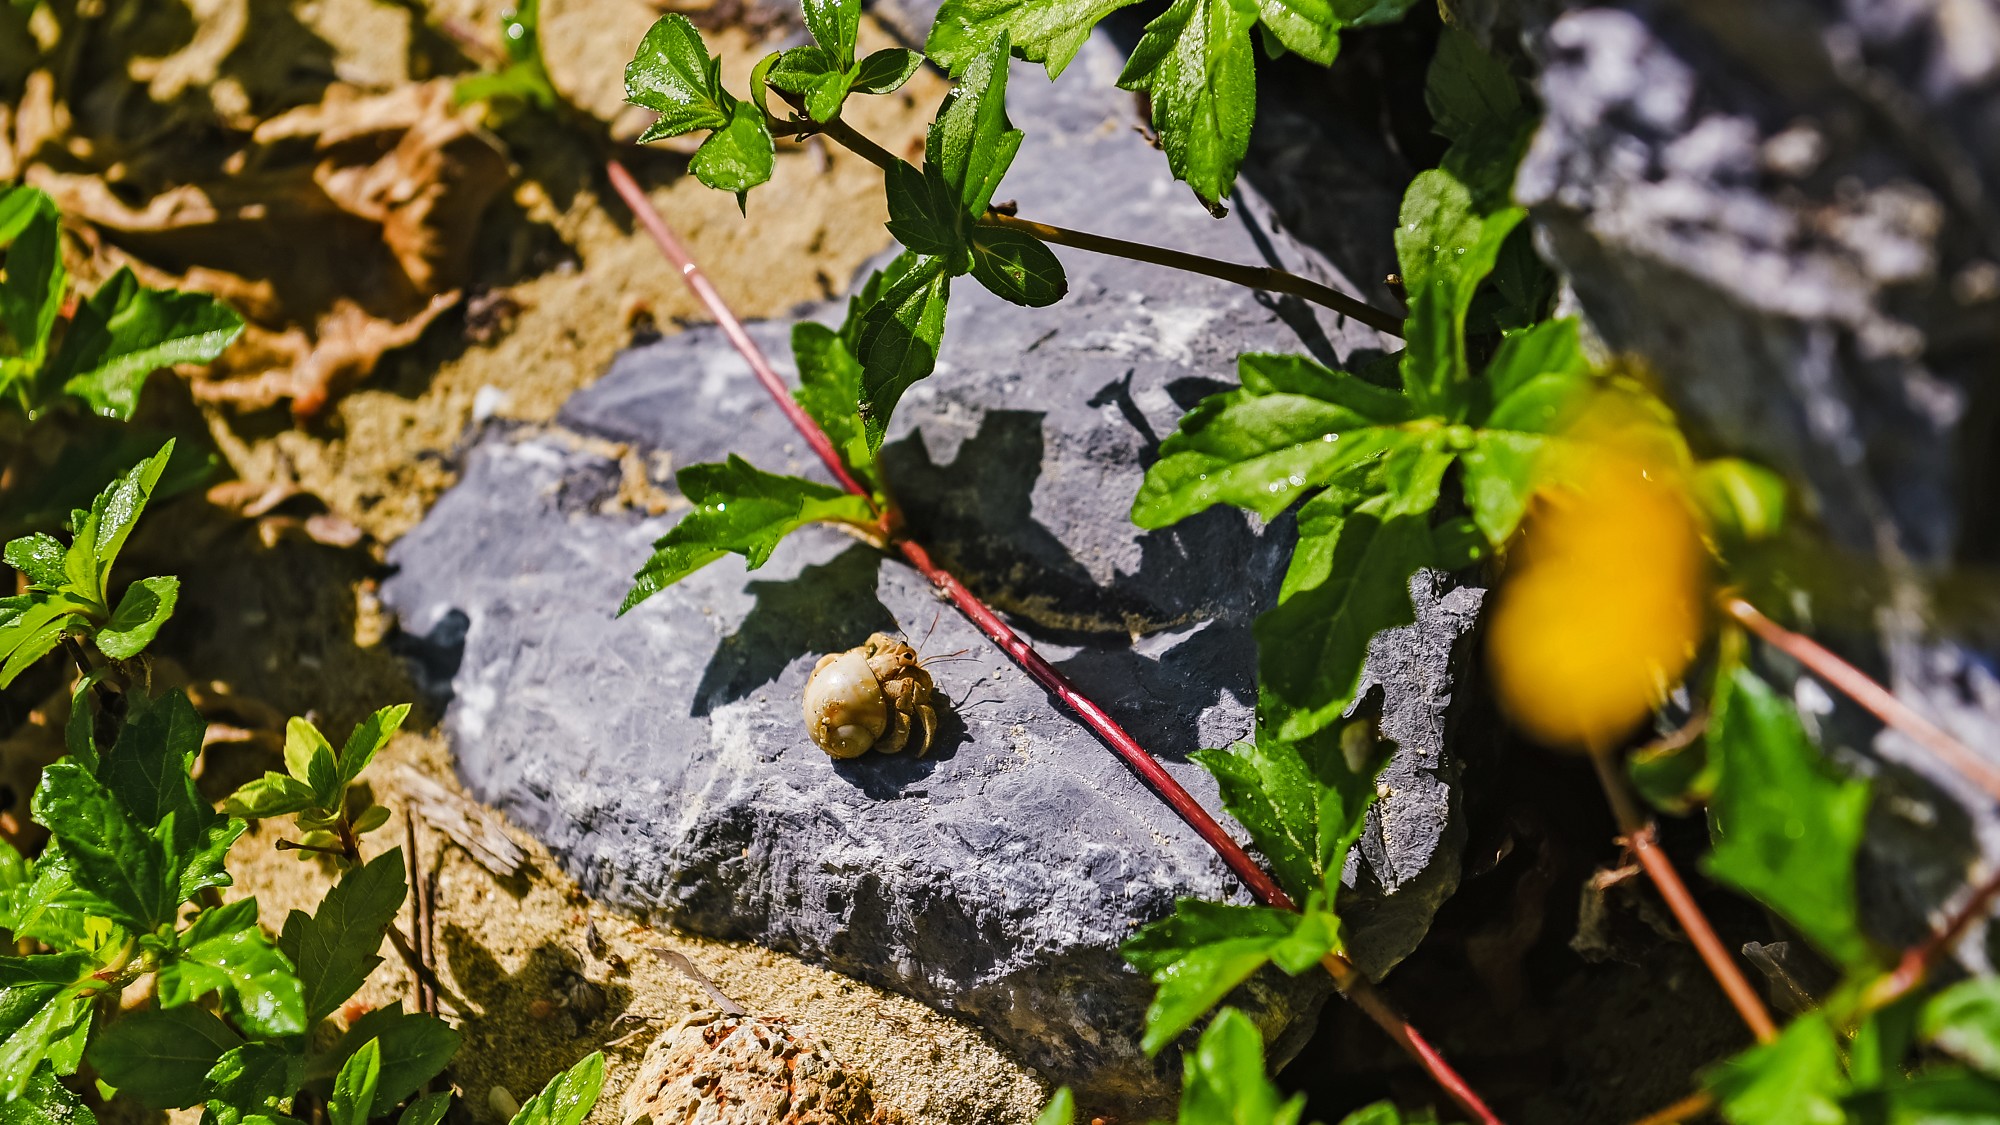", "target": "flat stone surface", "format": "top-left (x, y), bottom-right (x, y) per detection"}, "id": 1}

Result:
top-left (383, 27), bottom-right (1480, 1107)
